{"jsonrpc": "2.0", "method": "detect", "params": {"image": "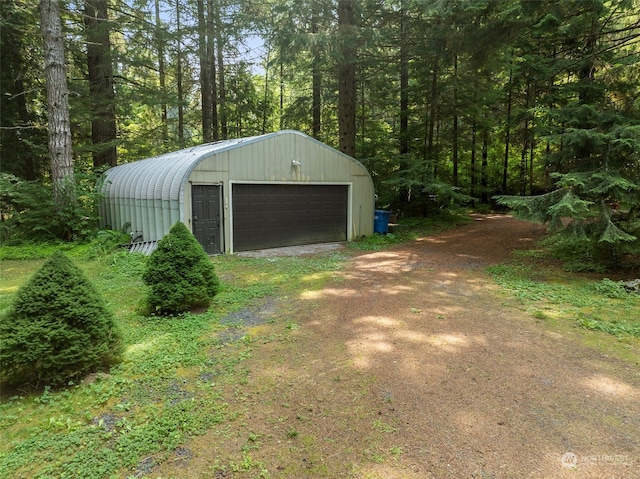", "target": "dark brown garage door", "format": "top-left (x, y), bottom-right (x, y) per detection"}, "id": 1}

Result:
top-left (232, 184), bottom-right (348, 251)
